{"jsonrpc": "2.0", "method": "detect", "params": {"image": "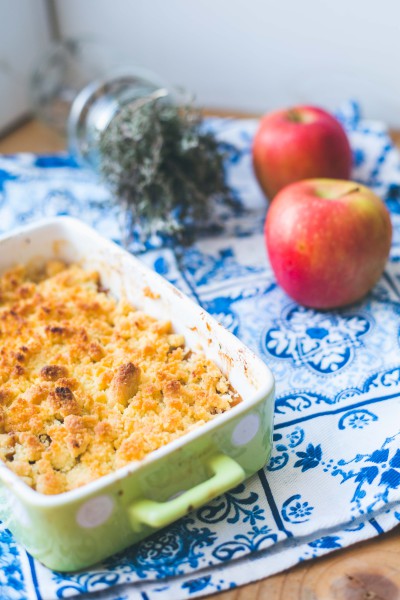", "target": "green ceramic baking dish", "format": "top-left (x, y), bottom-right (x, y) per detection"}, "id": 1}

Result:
top-left (0, 217), bottom-right (275, 572)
